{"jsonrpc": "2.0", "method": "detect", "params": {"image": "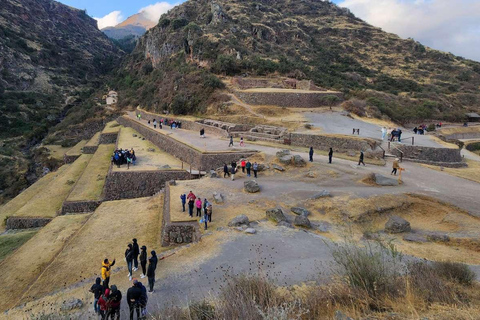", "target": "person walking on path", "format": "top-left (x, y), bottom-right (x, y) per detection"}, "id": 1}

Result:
top-left (398, 129), bottom-right (402, 143)
top-left (206, 201), bottom-right (212, 223)
top-left (180, 193), bottom-right (186, 212)
top-left (200, 128), bottom-right (205, 138)
top-left (140, 246), bottom-right (147, 278)
top-left (253, 162), bottom-right (258, 178)
top-left (137, 113), bottom-right (141, 121)
top-left (328, 148), bottom-right (333, 164)
top-left (147, 251), bottom-right (159, 293)
top-left (195, 197), bottom-right (202, 217)
top-left (153, 119), bottom-right (157, 129)
top-left (228, 135), bottom-right (234, 147)
top-left (132, 238), bottom-right (140, 272)
top-left (246, 160), bottom-right (252, 177)
top-left (381, 127), bottom-right (387, 140)
top-left (90, 277), bottom-right (103, 315)
top-left (101, 258), bottom-right (115, 289)
top-left (391, 158), bottom-right (400, 176)
top-left (231, 165), bottom-right (236, 181)
top-left (358, 151), bottom-right (366, 166)
top-left (309, 147), bottom-right (314, 162)
top-left (241, 159), bottom-right (246, 173)
top-left (125, 244), bottom-right (134, 281)
top-left (223, 164), bottom-right (230, 178)
top-left (106, 285), bottom-right (122, 320)
top-left (240, 137), bottom-right (245, 147)
top-left (127, 279), bottom-right (143, 320)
